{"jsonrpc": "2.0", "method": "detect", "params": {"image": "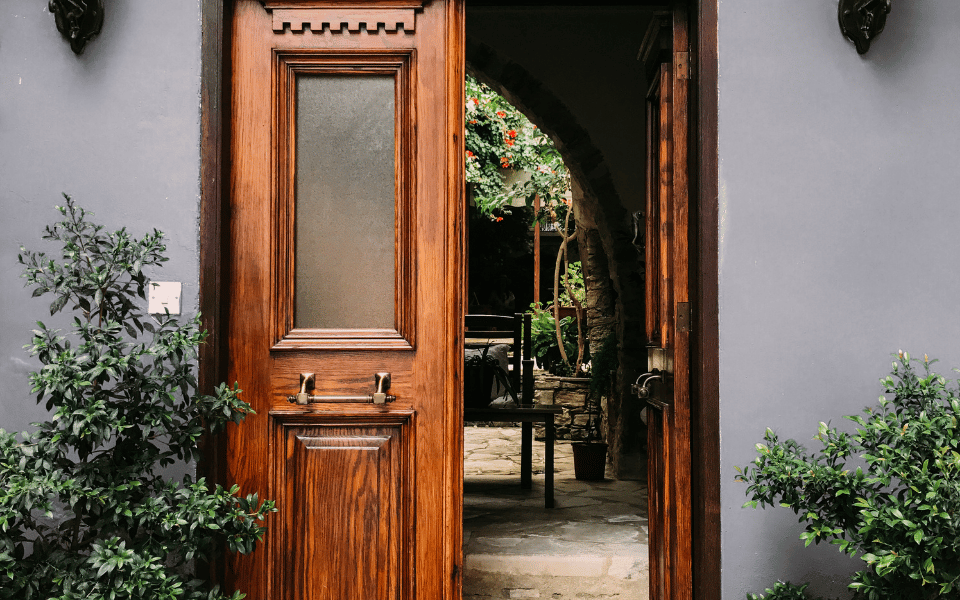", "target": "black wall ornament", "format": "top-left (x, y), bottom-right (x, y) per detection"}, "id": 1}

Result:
top-left (839, 0), bottom-right (891, 54)
top-left (49, 0), bottom-right (104, 55)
